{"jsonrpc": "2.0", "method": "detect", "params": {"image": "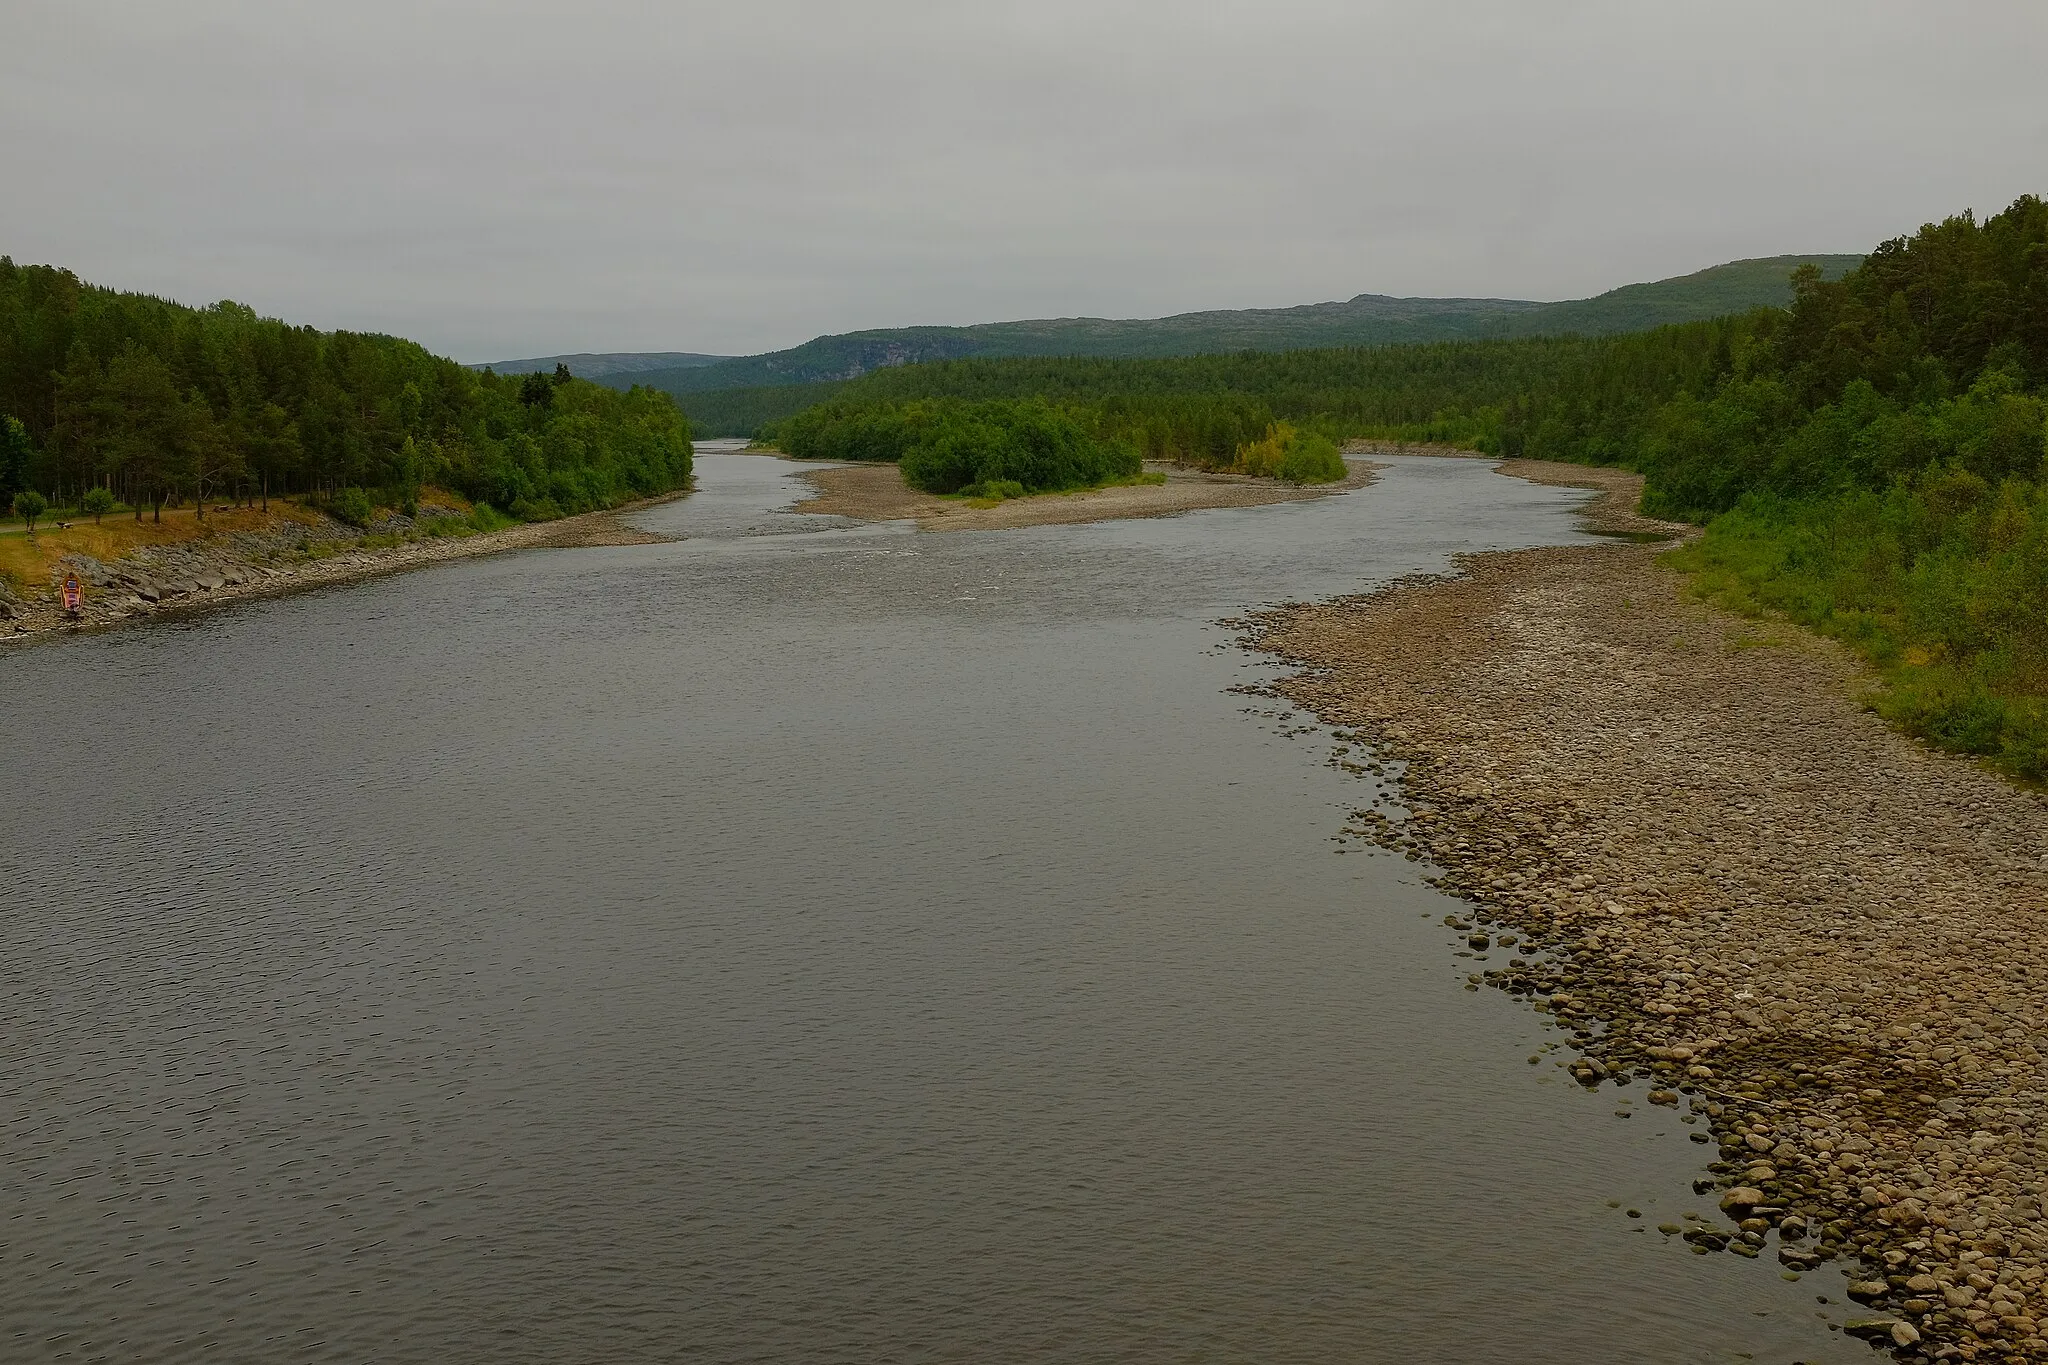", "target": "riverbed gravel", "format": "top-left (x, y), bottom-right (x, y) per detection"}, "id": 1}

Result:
top-left (790, 457), bottom-right (1377, 529)
top-left (1251, 462), bottom-right (2048, 1363)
